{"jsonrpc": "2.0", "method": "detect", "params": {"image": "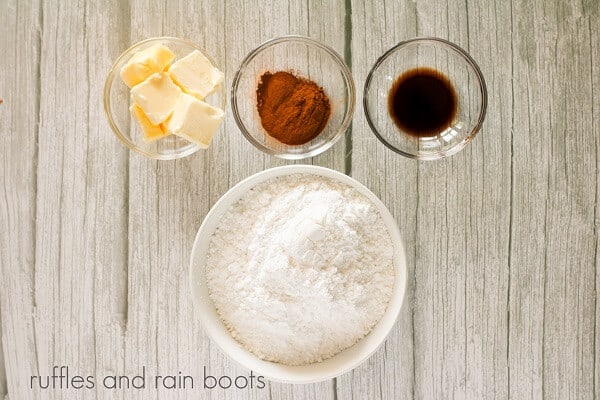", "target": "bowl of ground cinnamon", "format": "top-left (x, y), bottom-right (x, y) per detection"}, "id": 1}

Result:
top-left (232, 36), bottom-right (355, 159)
